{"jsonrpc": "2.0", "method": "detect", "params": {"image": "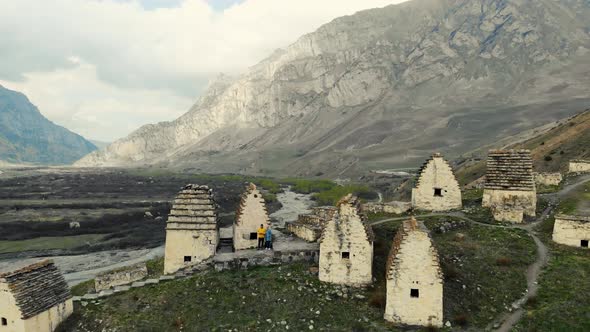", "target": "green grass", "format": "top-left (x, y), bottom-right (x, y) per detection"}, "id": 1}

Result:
top-left (462, 188), bottom-right (483, 203)
top-left (146, 257), bottom-right (165, 278)
top-left (513, 216), bottom-right (590, 331)
top-left (281, 178), bottom-right (336, 194)
top-left (0, 234), bottom-right (105, 253)
top-left (312, 184), bottom-right (375, 206)
top-left (536, 184), bottom-right (560, 194)
top-left (59, 263), bottom-right (402, 332)
top-left (71, 279), bottom-right (95, 296)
